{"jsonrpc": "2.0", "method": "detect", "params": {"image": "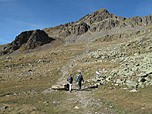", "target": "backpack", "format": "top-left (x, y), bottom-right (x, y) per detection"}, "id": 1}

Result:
top-left (78, 75), bottom-right (83, 81)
